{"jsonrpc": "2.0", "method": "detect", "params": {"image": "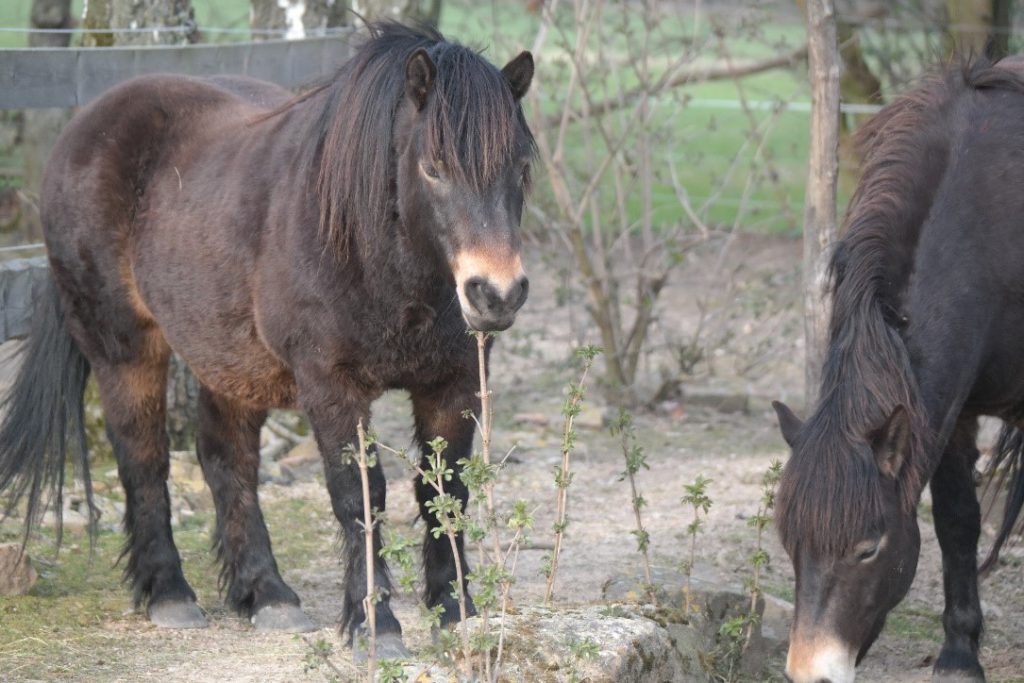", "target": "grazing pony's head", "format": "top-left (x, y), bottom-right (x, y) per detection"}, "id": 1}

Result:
top-left (314, 23), bottom-right (536, 331)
